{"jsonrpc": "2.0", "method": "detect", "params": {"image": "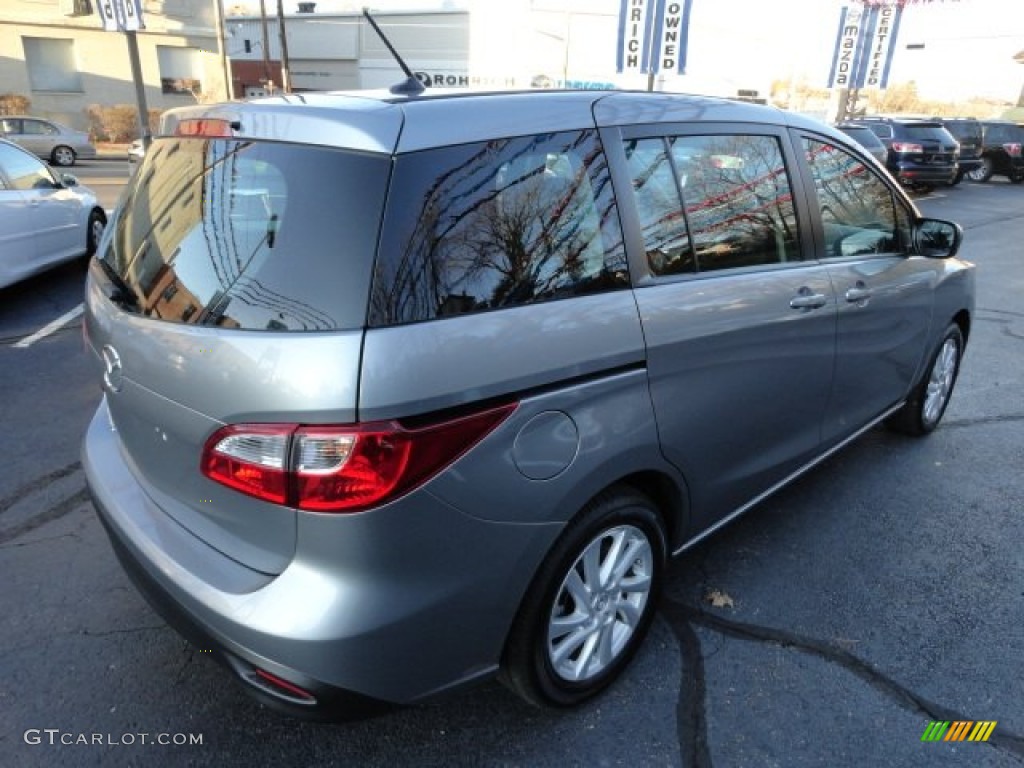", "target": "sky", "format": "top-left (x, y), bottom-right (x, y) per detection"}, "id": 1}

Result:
top-left (233, 0), bottom-right (1024, 104)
